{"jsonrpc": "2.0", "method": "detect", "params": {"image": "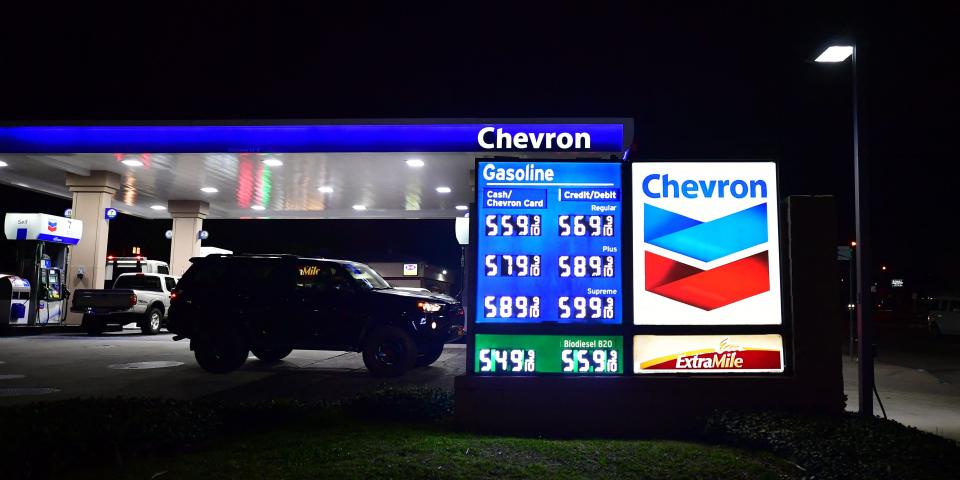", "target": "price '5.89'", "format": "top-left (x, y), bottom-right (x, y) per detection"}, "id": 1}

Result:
top-left (559, 255), bottom-right (615, 278)
top-left (483, 295), bottom-right (542, 319)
